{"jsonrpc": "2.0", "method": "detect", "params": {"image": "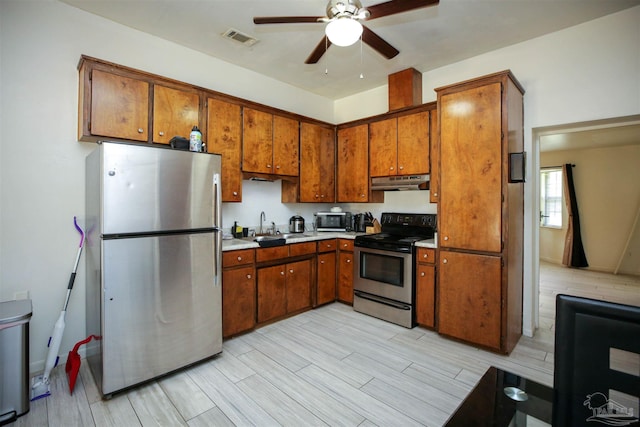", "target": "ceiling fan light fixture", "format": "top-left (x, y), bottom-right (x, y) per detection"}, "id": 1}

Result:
top-left (325, 18), bottom-right (363, 47)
